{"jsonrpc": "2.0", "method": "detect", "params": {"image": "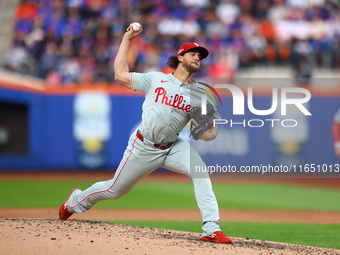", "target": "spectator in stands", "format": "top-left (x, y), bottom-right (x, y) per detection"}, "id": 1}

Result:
top-left (291, 36), bottom-right (315, 85)
top-left (157, 15), bottom-right (183, 36)
top-left (24, 15), bottom-right (45, 58)
top-left (56, 42), bottom-right (81, 84)
top-left (4, 41), bottom-right (30, 73)
top-left (180, 0), bottom-right (209, 9)
top-left (252, 0), bottom-right (270, 20)
top-left (38, 40), bottom-right (59, 78)
top-left (268, 0), bottom-right (289, 22)
top-left (216, 0), bottom-right (240, 25)
top-left (63, 6), bottom-right (84, 39)
top-left (180, 13), bottom-right (201, 40)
